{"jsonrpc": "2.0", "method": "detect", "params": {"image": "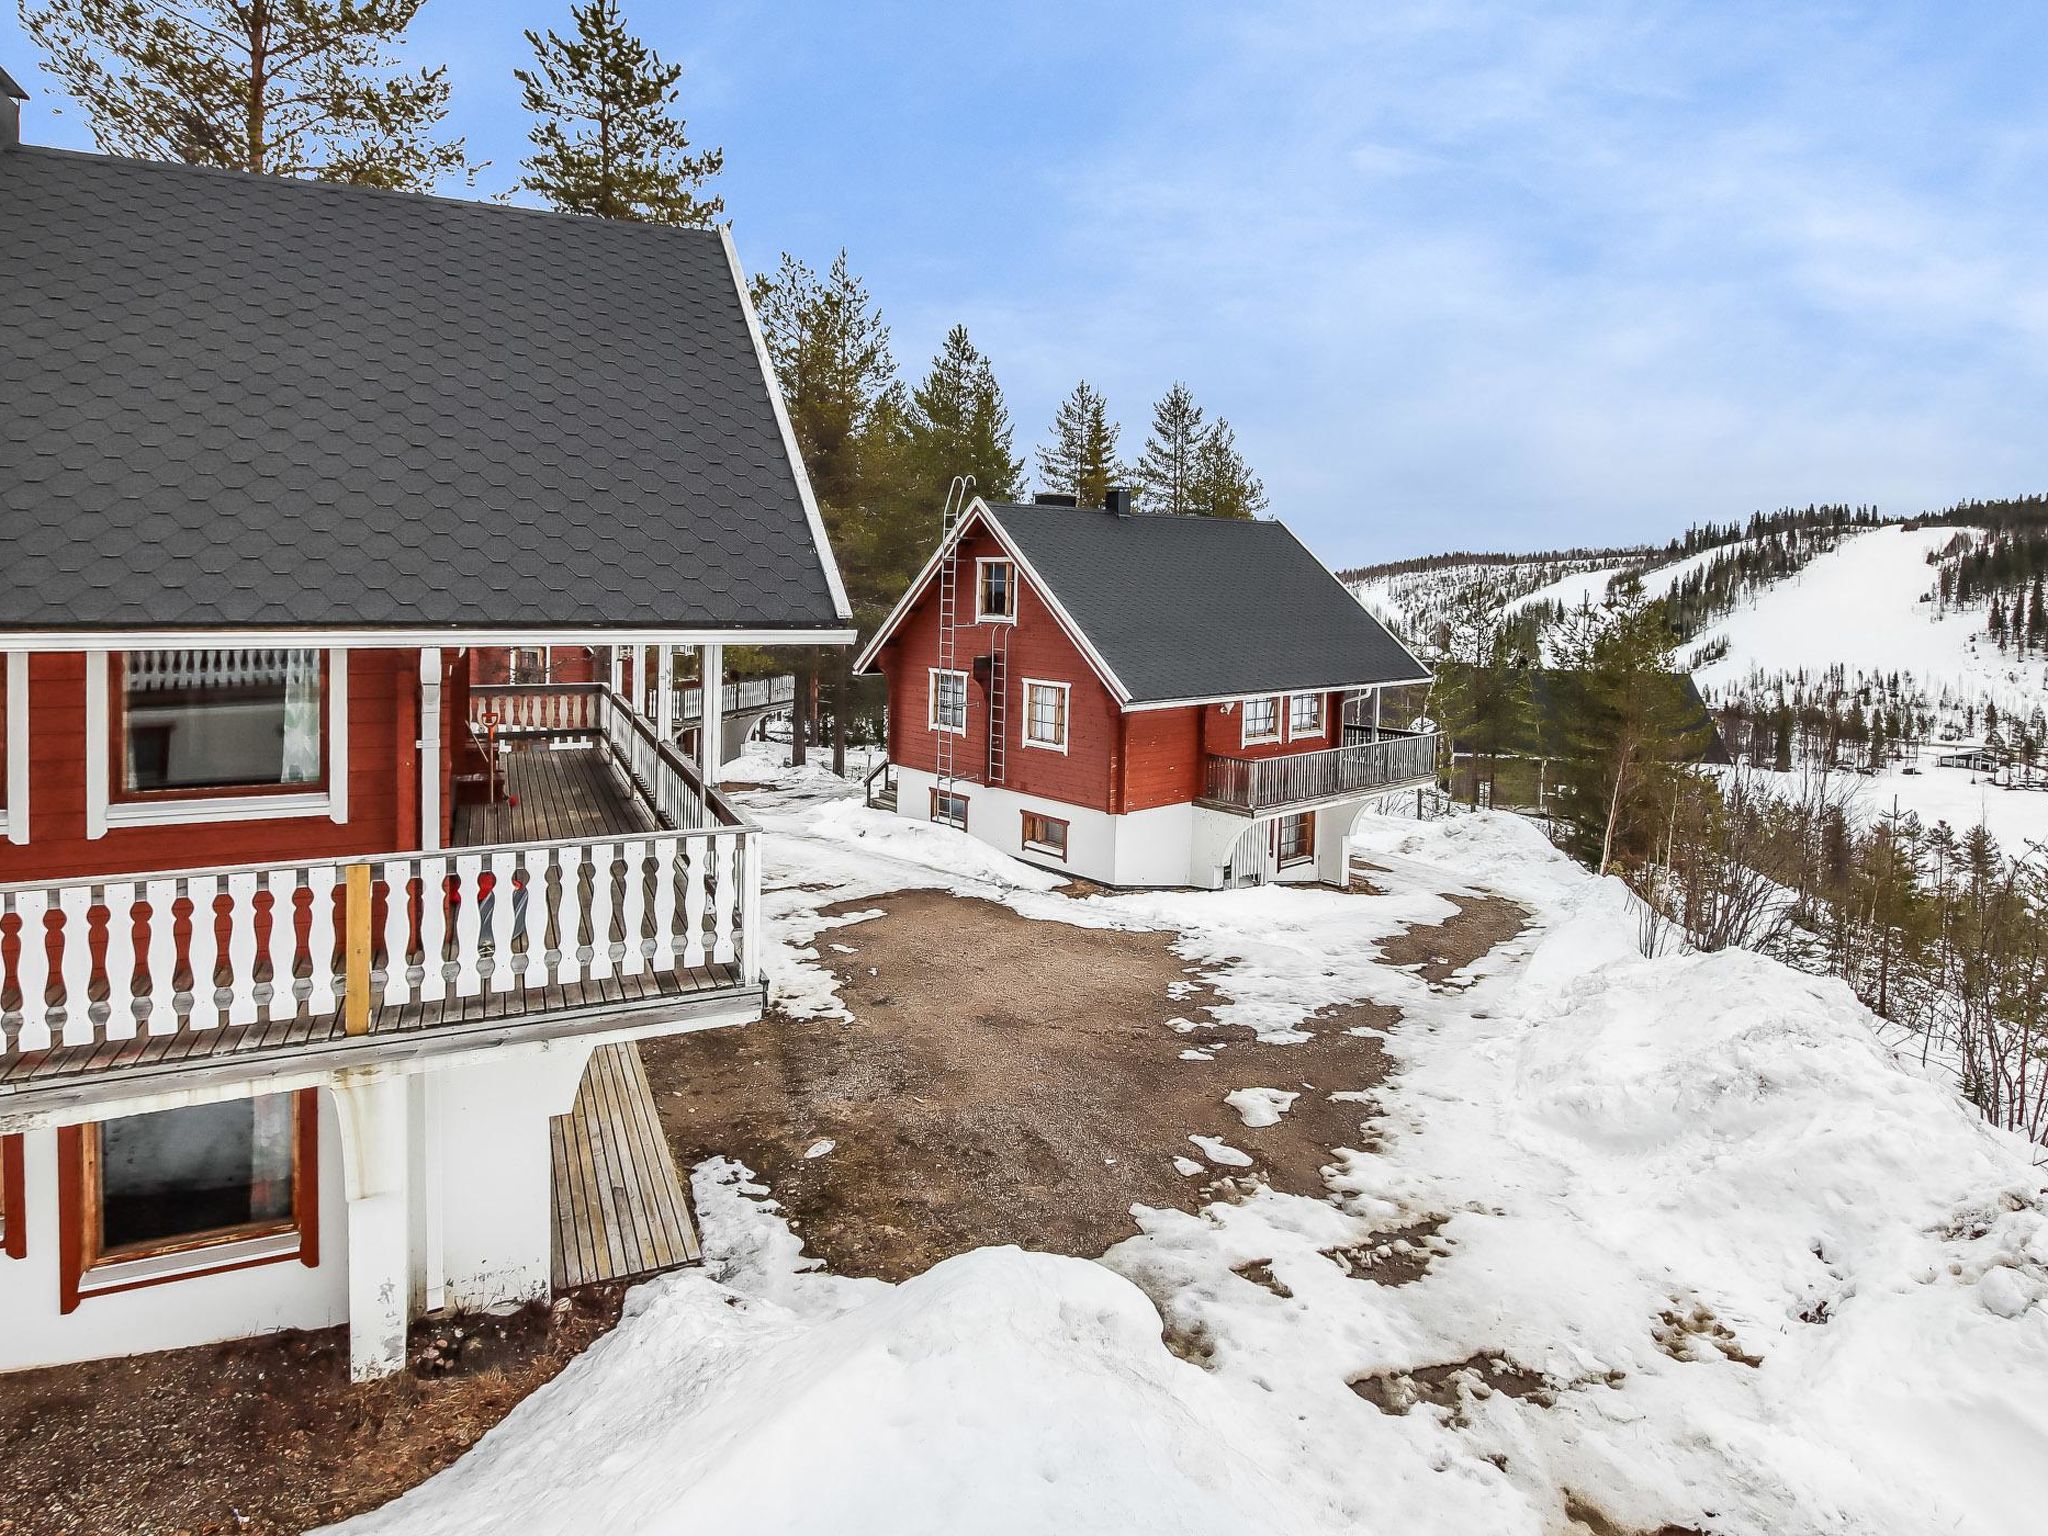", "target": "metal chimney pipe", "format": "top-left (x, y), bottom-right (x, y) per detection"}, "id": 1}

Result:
top-left (0, 66), bottom-right (27, 151)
